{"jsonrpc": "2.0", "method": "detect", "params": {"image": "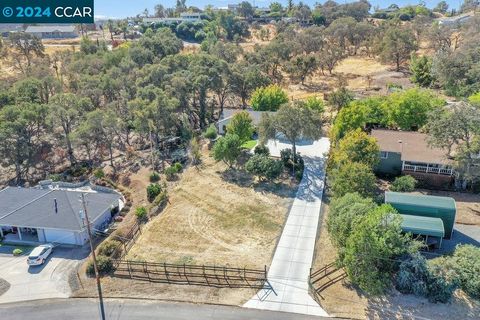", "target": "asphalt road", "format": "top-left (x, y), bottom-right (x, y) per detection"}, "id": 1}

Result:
top-left (0, 298), bottom-right (331, 320)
